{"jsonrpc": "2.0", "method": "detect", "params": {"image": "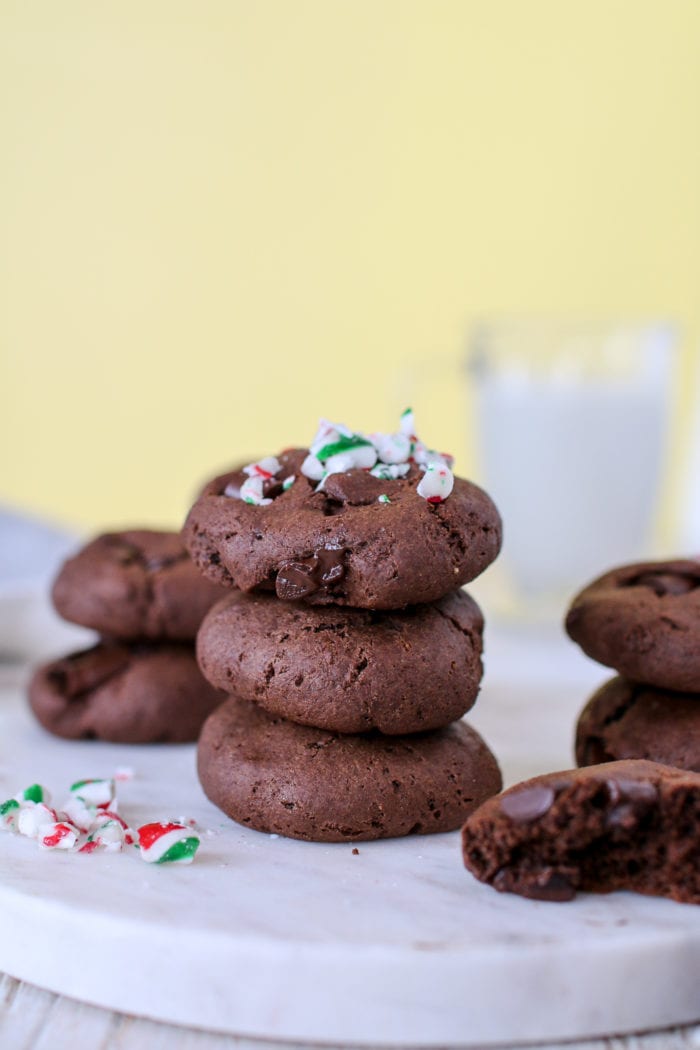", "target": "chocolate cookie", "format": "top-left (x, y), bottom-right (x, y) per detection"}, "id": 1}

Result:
top-left (197, 697), bottom-right (502, 841)
top-left (29, 642), bottom-right (224, 743)
top-left (196, 588), bottom-right (484, 735)
top-left (575, 676), bottom-right (700, 773)
top-left (462, 760), bottom-right (700, 904)
top-left (565, 559), bottom-right (700, 691)
top-left (52, 530), bottom-right (224, 641)
top-left (183, 452), bottom-right (501, 609)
